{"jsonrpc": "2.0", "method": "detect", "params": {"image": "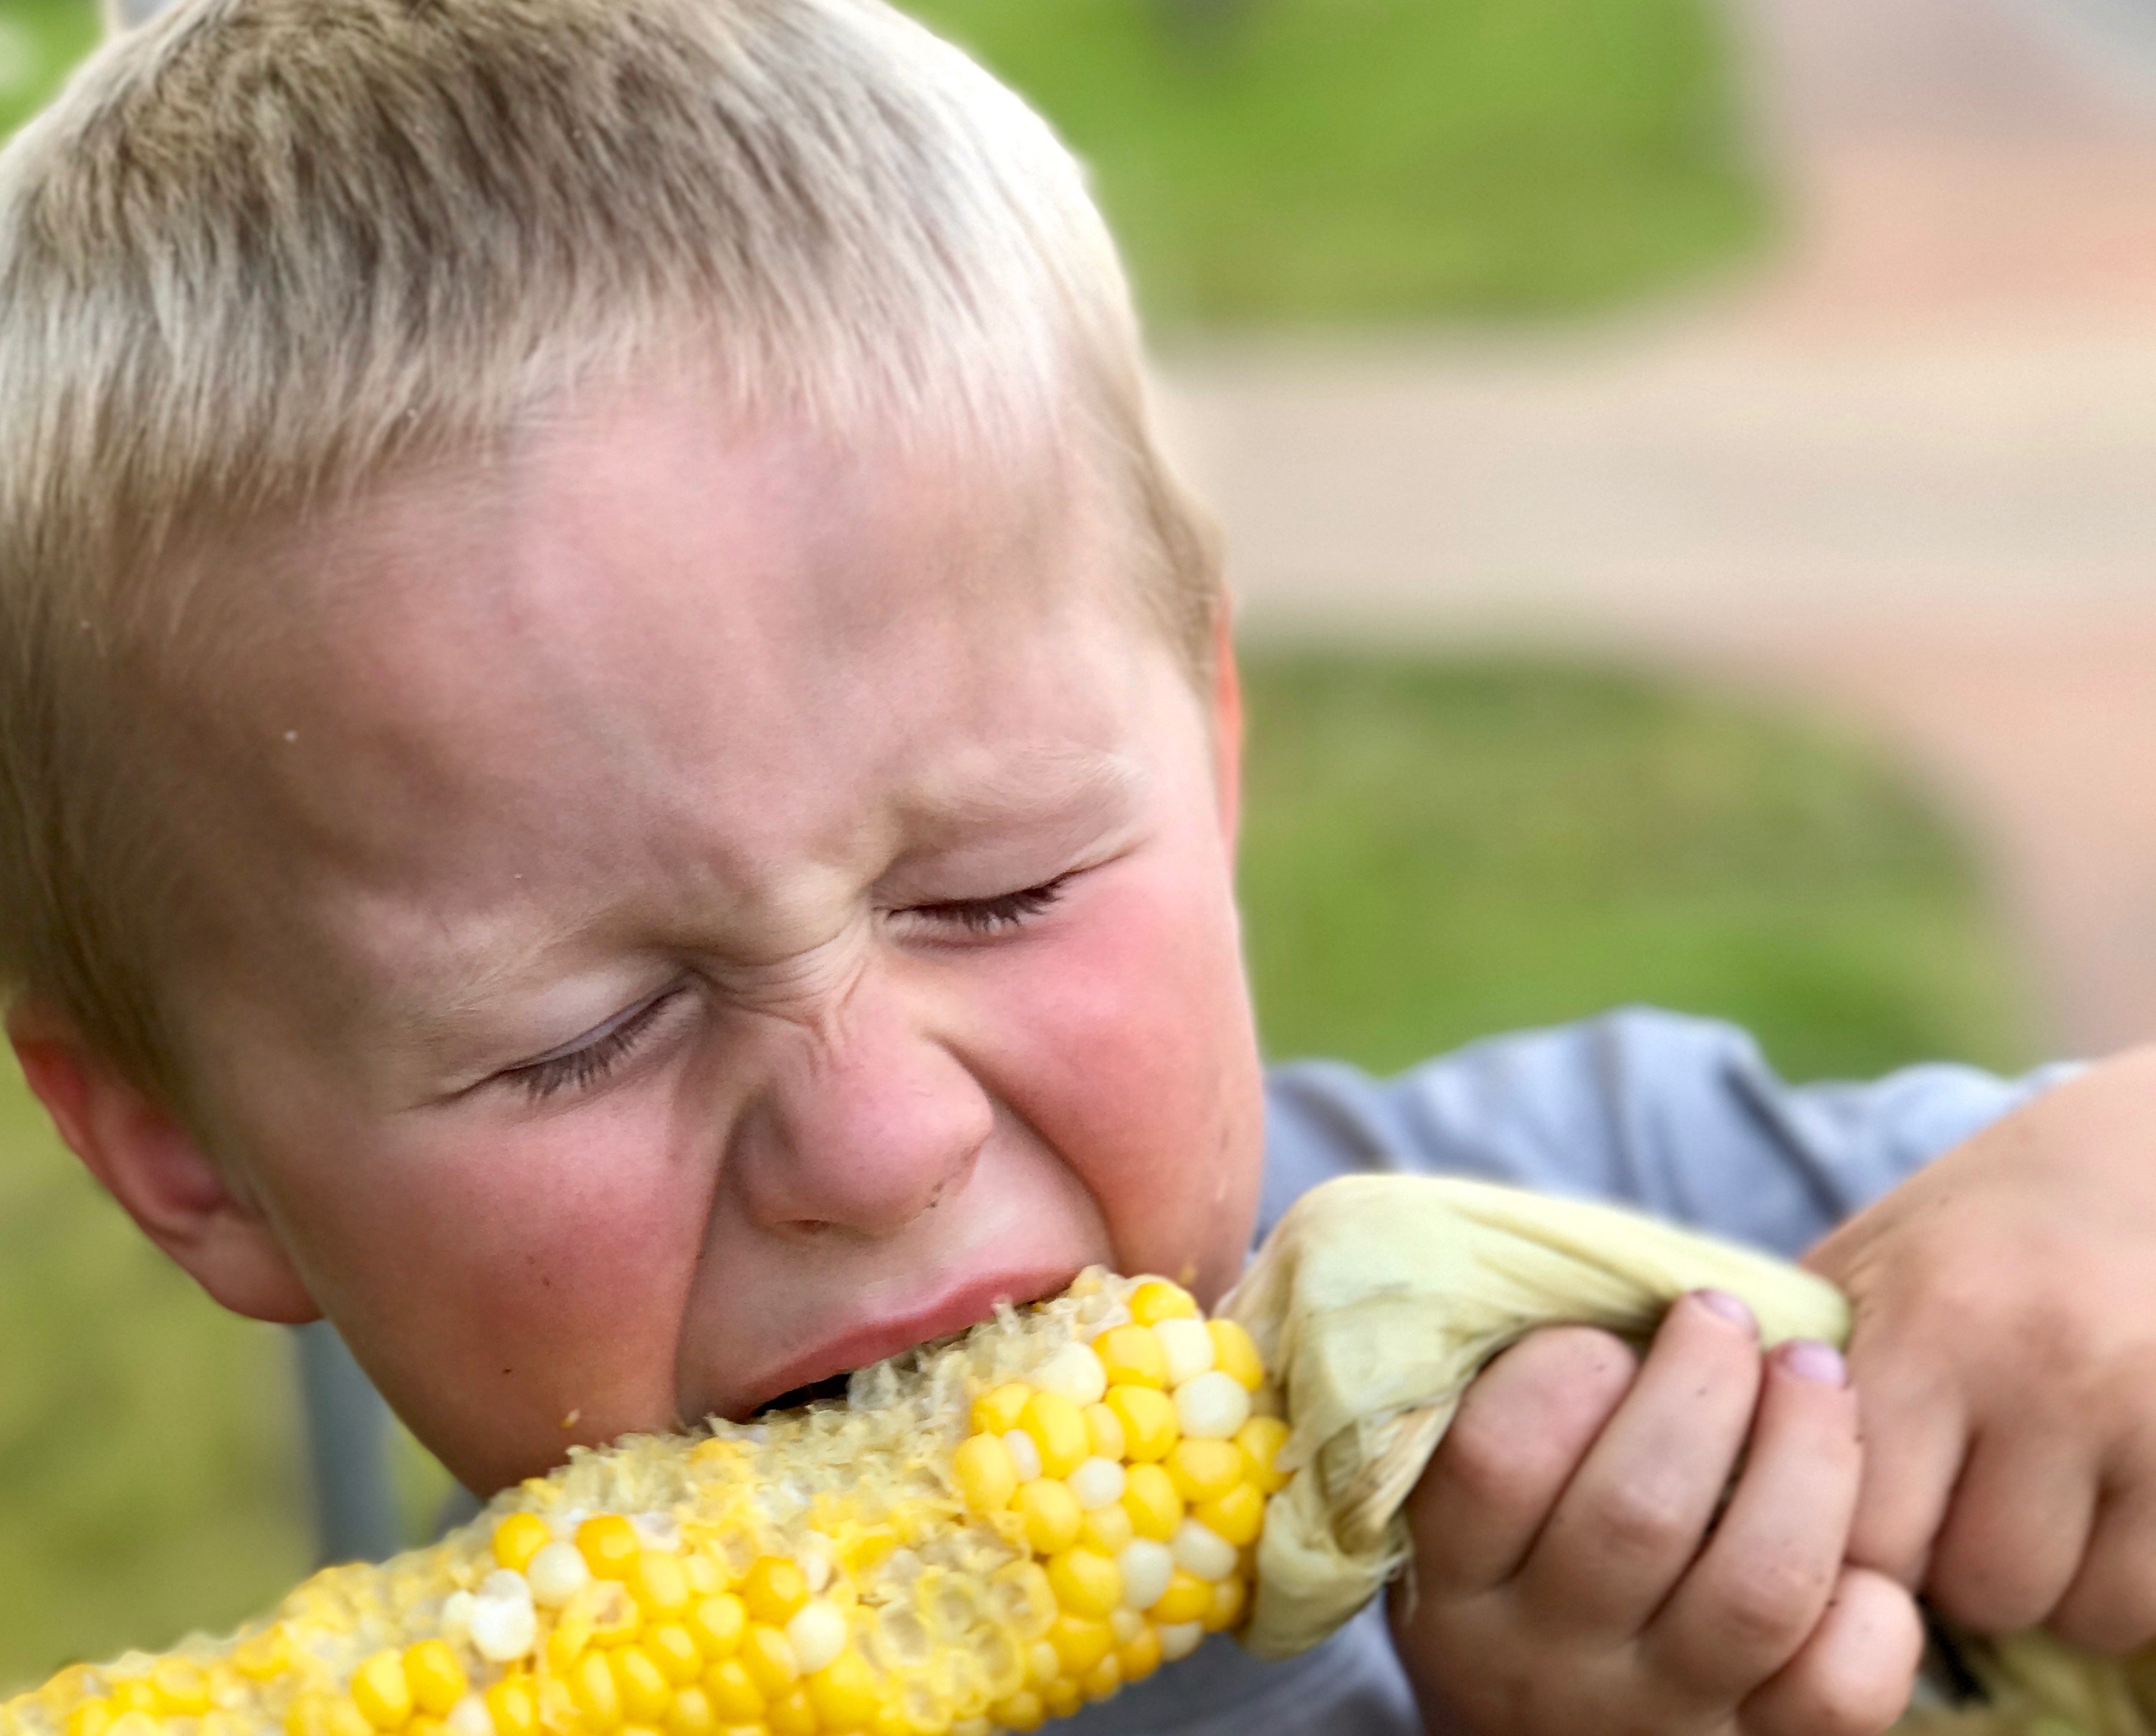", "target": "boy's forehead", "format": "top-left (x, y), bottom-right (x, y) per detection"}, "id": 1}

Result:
top-left (161, 385), bottom-right (1173, 988)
